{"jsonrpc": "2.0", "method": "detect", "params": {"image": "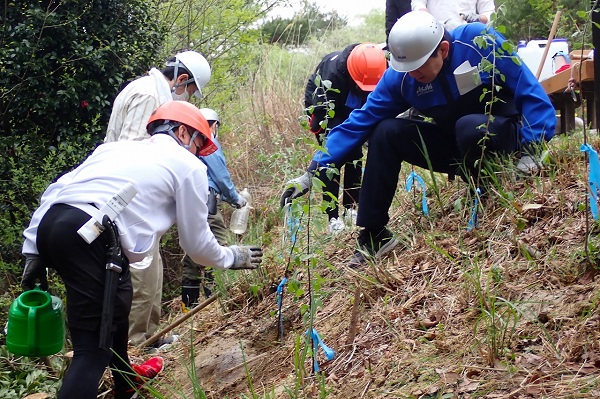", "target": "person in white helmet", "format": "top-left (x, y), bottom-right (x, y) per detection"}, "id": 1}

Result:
top-left (20, 101), bottom-right (262, 399)
top-left (180, 108), bottom-right (248, 310)
top-left (104, 50), bottom-right (211, 347)
top-left (458, 0), bottom-right (495, 24)
top-left (281, 11), bottom-right (555, 267)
